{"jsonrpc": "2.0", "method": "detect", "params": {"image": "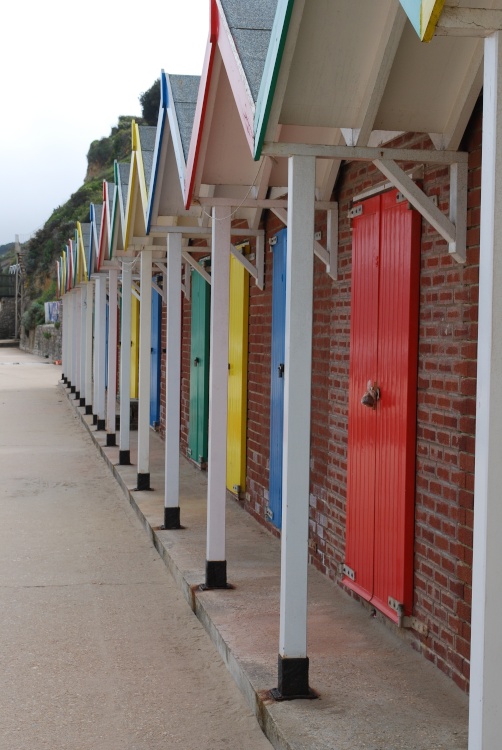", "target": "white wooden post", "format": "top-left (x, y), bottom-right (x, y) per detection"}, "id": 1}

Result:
top-left (79, 285), bottom-right (86, 407)
top-left (74, 288), bottom-right (82, 399)
top-left (136, 249), bottom-right (152, 490)
top-left (275, 155), bottom-right (315, 699)
top-left (84, 281), bottom-right (94, 415)
top-left (94, 275), bottom-right (107, 430)
top-left (469, 31), bottom-right (502, 750)
top-left (205, 207), bottom-right (230, 588)
top-left (61, 295), bottom-right (68, 384)
top-left (106, 269), bottom-right (118, 446)
top-left (164, 233), bottom-right (182, 529)
top-left (71, 292), bottom-right (78, 395)
top-left (119, 263), bottom-right (132, 465)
